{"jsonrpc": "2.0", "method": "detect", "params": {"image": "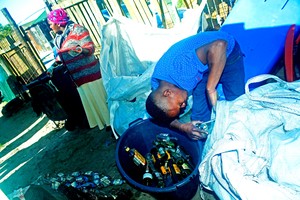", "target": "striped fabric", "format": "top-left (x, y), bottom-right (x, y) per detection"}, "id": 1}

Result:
top-left (57, 23), bottom-right (101, 87)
